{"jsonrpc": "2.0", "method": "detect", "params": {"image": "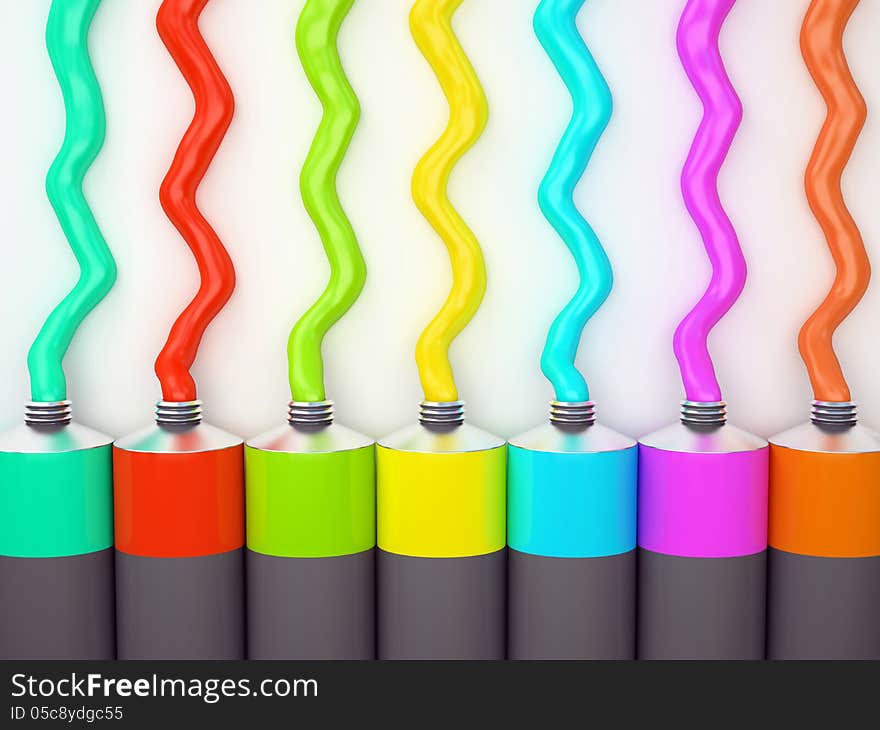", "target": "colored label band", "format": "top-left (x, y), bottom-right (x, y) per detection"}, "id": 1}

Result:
top-left (507, 445), bottom-right (637, 558)
top-left (0, 446), bottom-right (113, 557)
top-left (113, 445), bottom-right (244, 558)
top-left (245, 445), bottom-right (375, 558)
top-left (377, 445), bottom-right (506, 558)
top-left (769, 445), bottom-right (880, 558)
top-left (638, 445), bottom-right (768, 557)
